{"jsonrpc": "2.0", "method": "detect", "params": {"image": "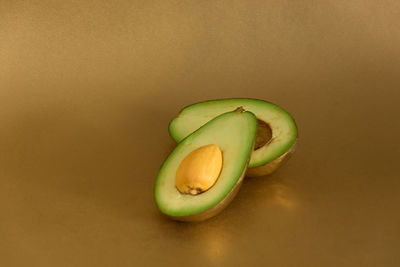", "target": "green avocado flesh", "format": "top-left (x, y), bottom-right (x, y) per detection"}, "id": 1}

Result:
top-left (155, 110), bottom-right (257, 218)
top-left (169, 99), bottom-right (297, 168)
